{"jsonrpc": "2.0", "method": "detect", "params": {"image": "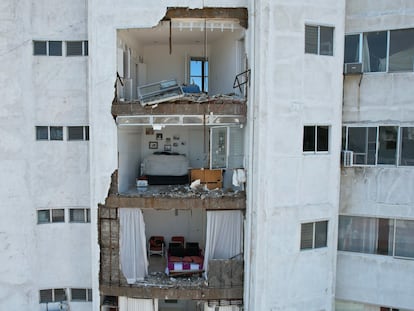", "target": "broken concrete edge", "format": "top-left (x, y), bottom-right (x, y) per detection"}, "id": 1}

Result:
top-left (162, 7), bottom-right (248, 29)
